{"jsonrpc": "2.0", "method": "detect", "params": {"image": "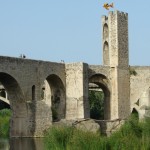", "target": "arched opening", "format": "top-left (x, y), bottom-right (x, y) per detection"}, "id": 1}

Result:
top-left (104, 41), bottom-right (109, 51)
top-left (41, 74), bottom-right (65, 122)
top-left (0, 89), bottom-right (6, 98)
top-left (131, 108), bottom-right (139, 119)
top-left (0, 84), bottom-right (10, 110)
top-left (0, 72), bottom-right (26, 137)
top-left (103, 23), bottom-right (109, 39)
top-left (89, 83), bottom-right (104, 120)
top-left (0, 85), bottom-right (10, 137)
top-left (32, 85), bottom-right (35, 101)
top-left (89, 74), bottom-right (110, 120)
top-left (103, 41), bottom-right (109, 65)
